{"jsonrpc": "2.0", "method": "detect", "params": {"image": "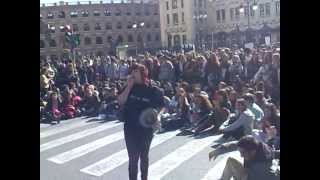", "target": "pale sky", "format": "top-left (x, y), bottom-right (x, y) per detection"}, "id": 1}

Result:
top-left (40, 0), bottom-right (123, 4)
